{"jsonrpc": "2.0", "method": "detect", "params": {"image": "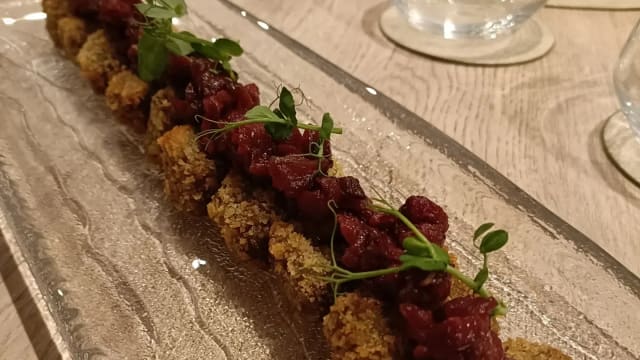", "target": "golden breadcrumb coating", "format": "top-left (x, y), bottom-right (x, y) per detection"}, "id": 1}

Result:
top-left (268, 221), bottom-right (331, 308)
top-left (42, 0), bottom-right (71, 46)
top-left (447, 251), bottom-right (473, 300)
top-left (57, 16), bottom-right (89, 60)
top-left (207, 171), bottom-right (279, 260)
top-left (77, 30), bottom-right (124, 93)
top-left (504, 338), bottom-right (571, 360)
top-left (146, 87), bottom-right (176, 158)
top-left (323, 293), bottom-right (395, 360)
top-left (449, 277), bottom-right (473, 298)
top-left (105, 70), bottom-right (149, 132)
top-left (157, 125), bottom-right (218, 213)
top-left (327, 161), bottom-right (343, 177)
